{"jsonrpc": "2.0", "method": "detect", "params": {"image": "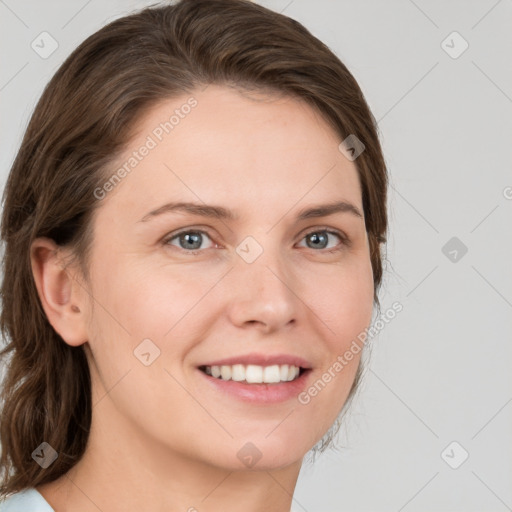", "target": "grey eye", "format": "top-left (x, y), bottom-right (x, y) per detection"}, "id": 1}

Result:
top-left (166, 230), bottom-right (214, 251)
top-left (300, 230), bottom-right (344, 251)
